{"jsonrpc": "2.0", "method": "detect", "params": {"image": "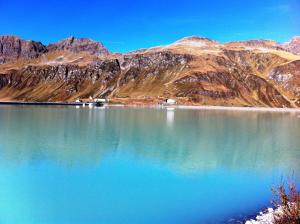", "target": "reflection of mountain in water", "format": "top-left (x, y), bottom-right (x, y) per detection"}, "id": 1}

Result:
top-left (0, 106), bottom-right (299, 173)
